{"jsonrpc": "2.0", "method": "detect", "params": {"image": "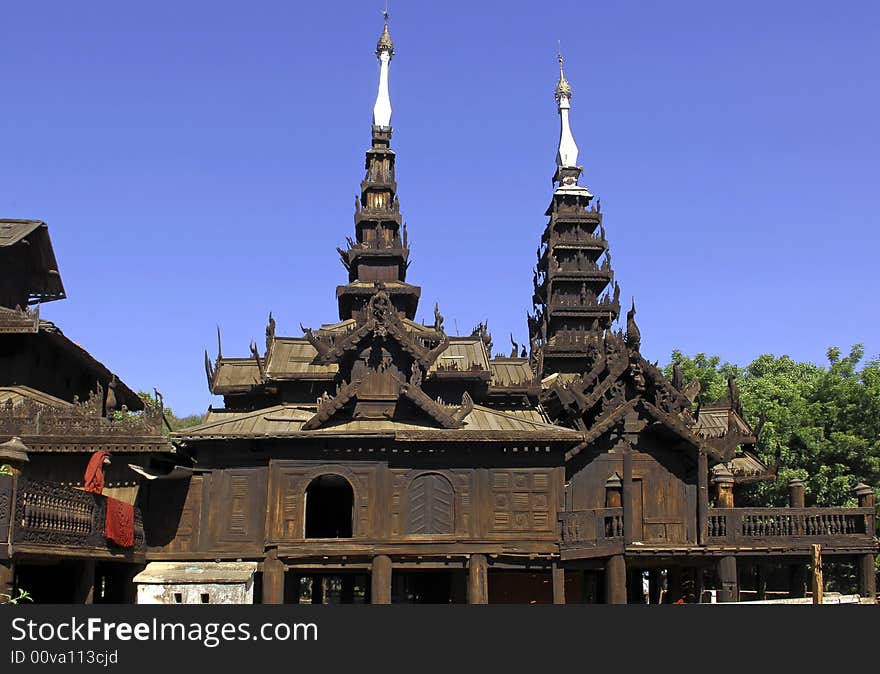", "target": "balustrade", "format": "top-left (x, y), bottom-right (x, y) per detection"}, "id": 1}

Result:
top-left (12, 478), bottom-right (144, 552)
top-left (707, 507), bottom-right (871, 545)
